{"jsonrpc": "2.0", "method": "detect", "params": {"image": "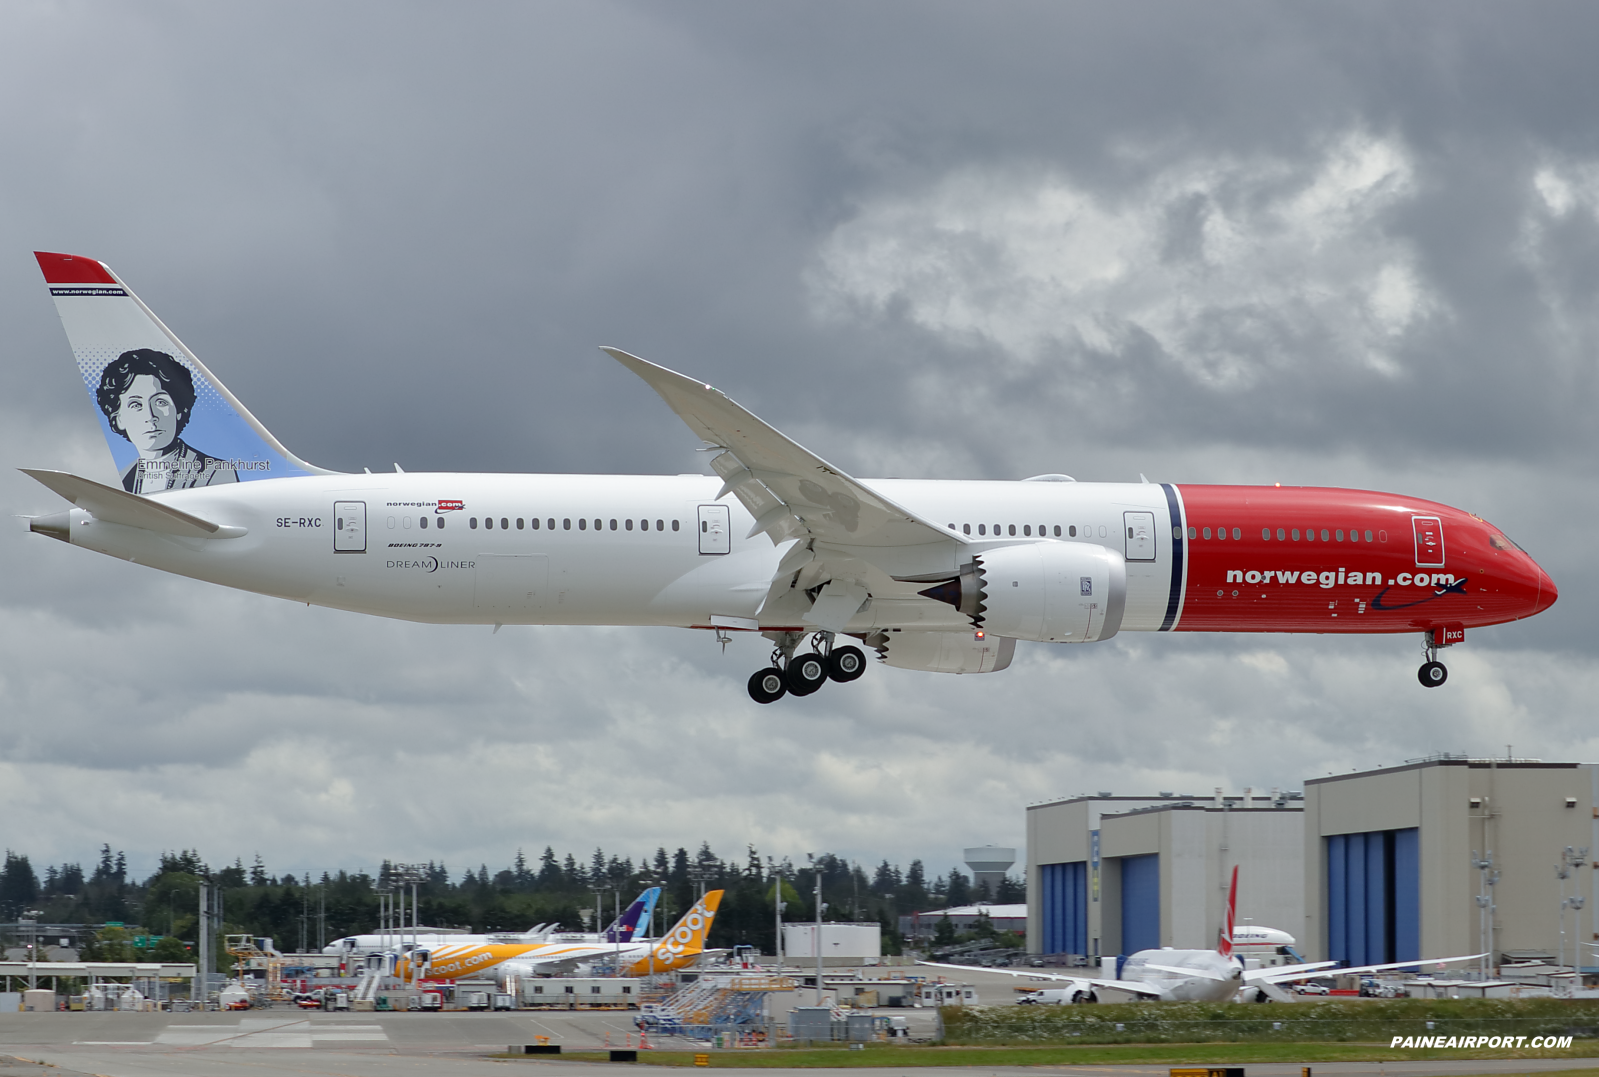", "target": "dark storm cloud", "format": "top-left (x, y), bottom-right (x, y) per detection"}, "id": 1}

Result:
top-left (1, 0), bottom-right (1596, 874)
